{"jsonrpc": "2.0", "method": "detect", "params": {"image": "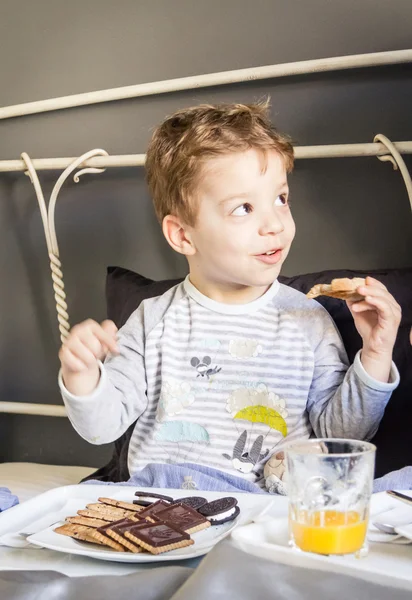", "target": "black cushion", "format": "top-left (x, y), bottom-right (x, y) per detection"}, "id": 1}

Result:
top-left (106, 267), bottom-right (182, 330)
top-left (83, 266), bottom-right (412, 483)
